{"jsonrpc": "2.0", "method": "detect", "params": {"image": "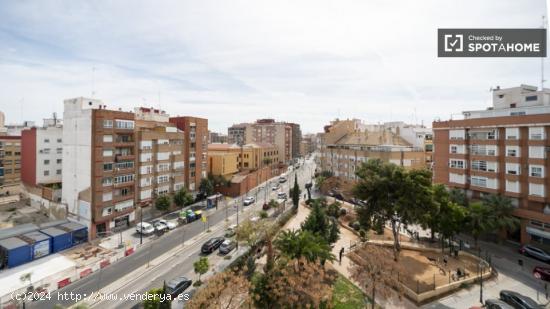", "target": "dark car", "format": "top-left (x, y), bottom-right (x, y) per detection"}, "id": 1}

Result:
top-left (500, 290), bottom-right (542, 309)
top-left (165, 276), bottom-right (192, 299)
top-left (533, 266), bottom-right (550, 281)
top-left (219, 239), bottom-right (237, 254)
top-left (519, 245), bottom-right (550, 262)
top-left (201, 237), bottom-right (224, 254)
top-left (486, 299), bottom-right (514, 309)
